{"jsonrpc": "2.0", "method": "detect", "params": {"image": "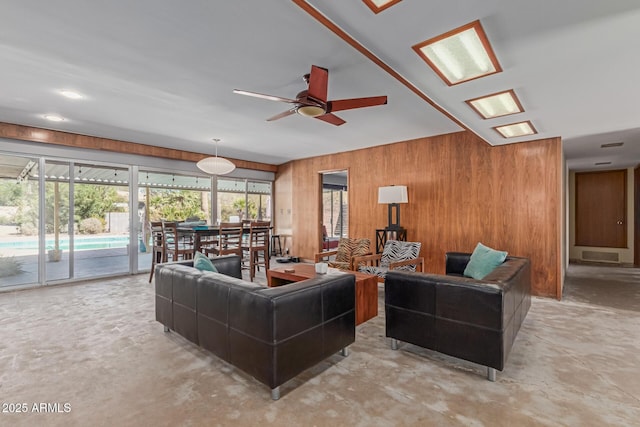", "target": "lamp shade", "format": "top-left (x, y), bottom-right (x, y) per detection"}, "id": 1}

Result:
top-left (196, 156), bottom-right (236, 175)
top-left (378, 185), bottom-right (408, 204)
